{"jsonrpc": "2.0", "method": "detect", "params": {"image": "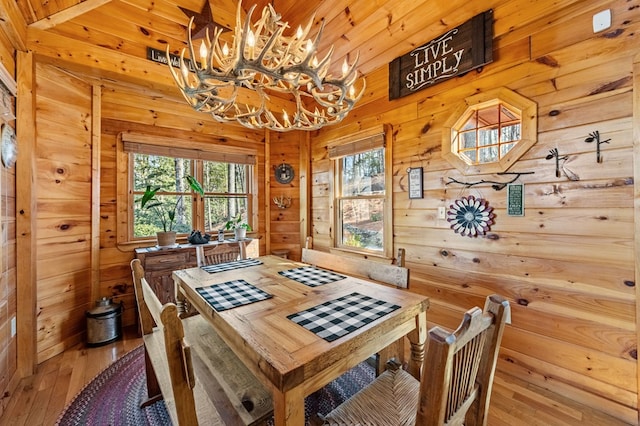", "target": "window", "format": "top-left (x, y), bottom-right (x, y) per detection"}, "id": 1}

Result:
top-left (329, 126), bottom-right (393, 258)
top-left (442, 87), bottom-right (537, 174)
top-left (119, 134), bottom-right (256, 243)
